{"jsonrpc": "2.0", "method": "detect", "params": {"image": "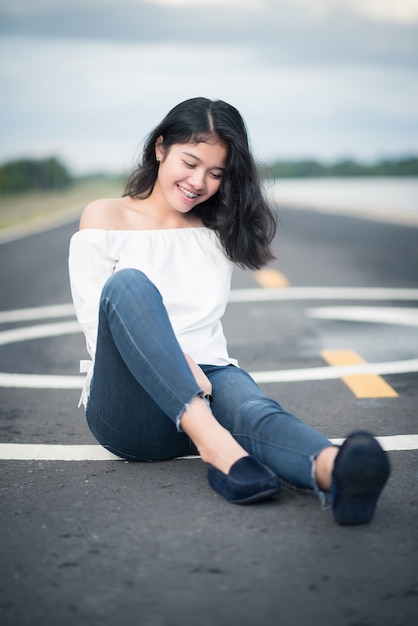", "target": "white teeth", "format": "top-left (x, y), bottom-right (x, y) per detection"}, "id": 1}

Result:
top-left (179, 185), bottom-right (198, 199)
